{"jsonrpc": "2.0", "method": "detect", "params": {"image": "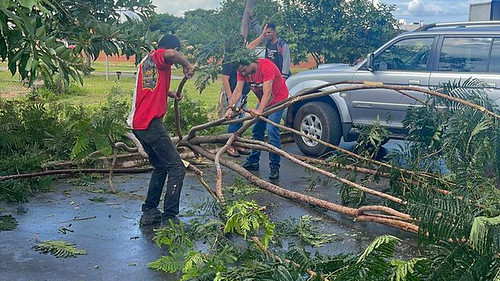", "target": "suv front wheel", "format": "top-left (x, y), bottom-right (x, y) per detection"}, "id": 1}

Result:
top-left (293, 101), bottom-right (342, 157)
